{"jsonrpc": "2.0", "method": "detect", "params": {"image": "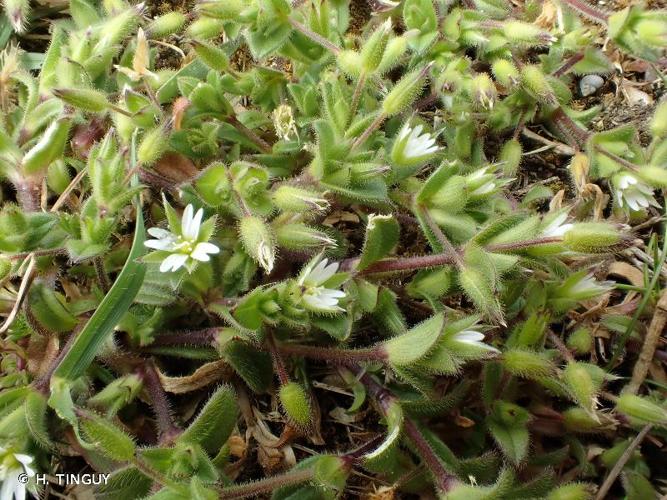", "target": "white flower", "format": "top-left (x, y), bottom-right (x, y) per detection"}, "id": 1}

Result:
top-left (453, 330), bottom-right (500, 353)
top-left (467, 167), bottom-right (498, 196)
top-left (257, 241), bottom-right (275, 274)
top-left (145, 204), bottom-right (220, 273)
top-left (541, 212), bottom-right (573, 238)
top-left (391, 123), bottom-right (439, 167)
top-left (0, 447), bottom-right (36, 500)
top-left (562, 273), bottom-right (613, 301)
top-left (297, 258), bottom-right (346, 313)
top-left (613, 173), bottom-right (659, 212)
